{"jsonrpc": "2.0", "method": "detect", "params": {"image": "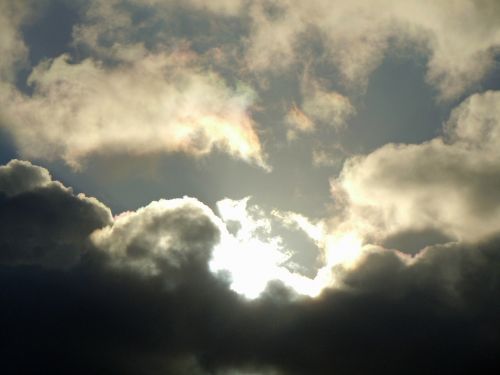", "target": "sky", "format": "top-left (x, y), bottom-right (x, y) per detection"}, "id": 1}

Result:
top-left (1, 0), bottom-right (500, 374)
